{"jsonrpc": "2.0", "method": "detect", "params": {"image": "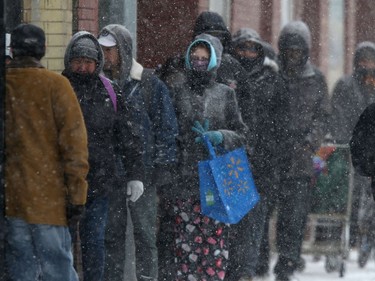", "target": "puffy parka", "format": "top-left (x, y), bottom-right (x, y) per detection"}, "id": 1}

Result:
top-left (278, 21), bottom-right (330, 178)
top-left (171, 33), bottom-right (248, 198)
top-left (63, 31), bottom-right (144, 198)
